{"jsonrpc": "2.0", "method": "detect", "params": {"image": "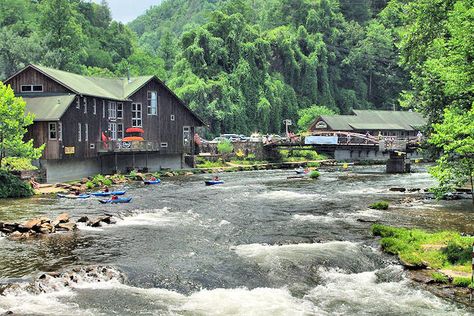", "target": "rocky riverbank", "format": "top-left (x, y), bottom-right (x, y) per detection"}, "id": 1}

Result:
top-left (0, 213), bottom-right (118, 239)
